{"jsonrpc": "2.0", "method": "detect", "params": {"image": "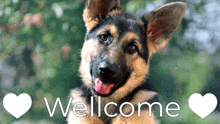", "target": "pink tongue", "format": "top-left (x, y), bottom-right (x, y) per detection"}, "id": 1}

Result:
top-left (94, 79), bottom-right (114, 95)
